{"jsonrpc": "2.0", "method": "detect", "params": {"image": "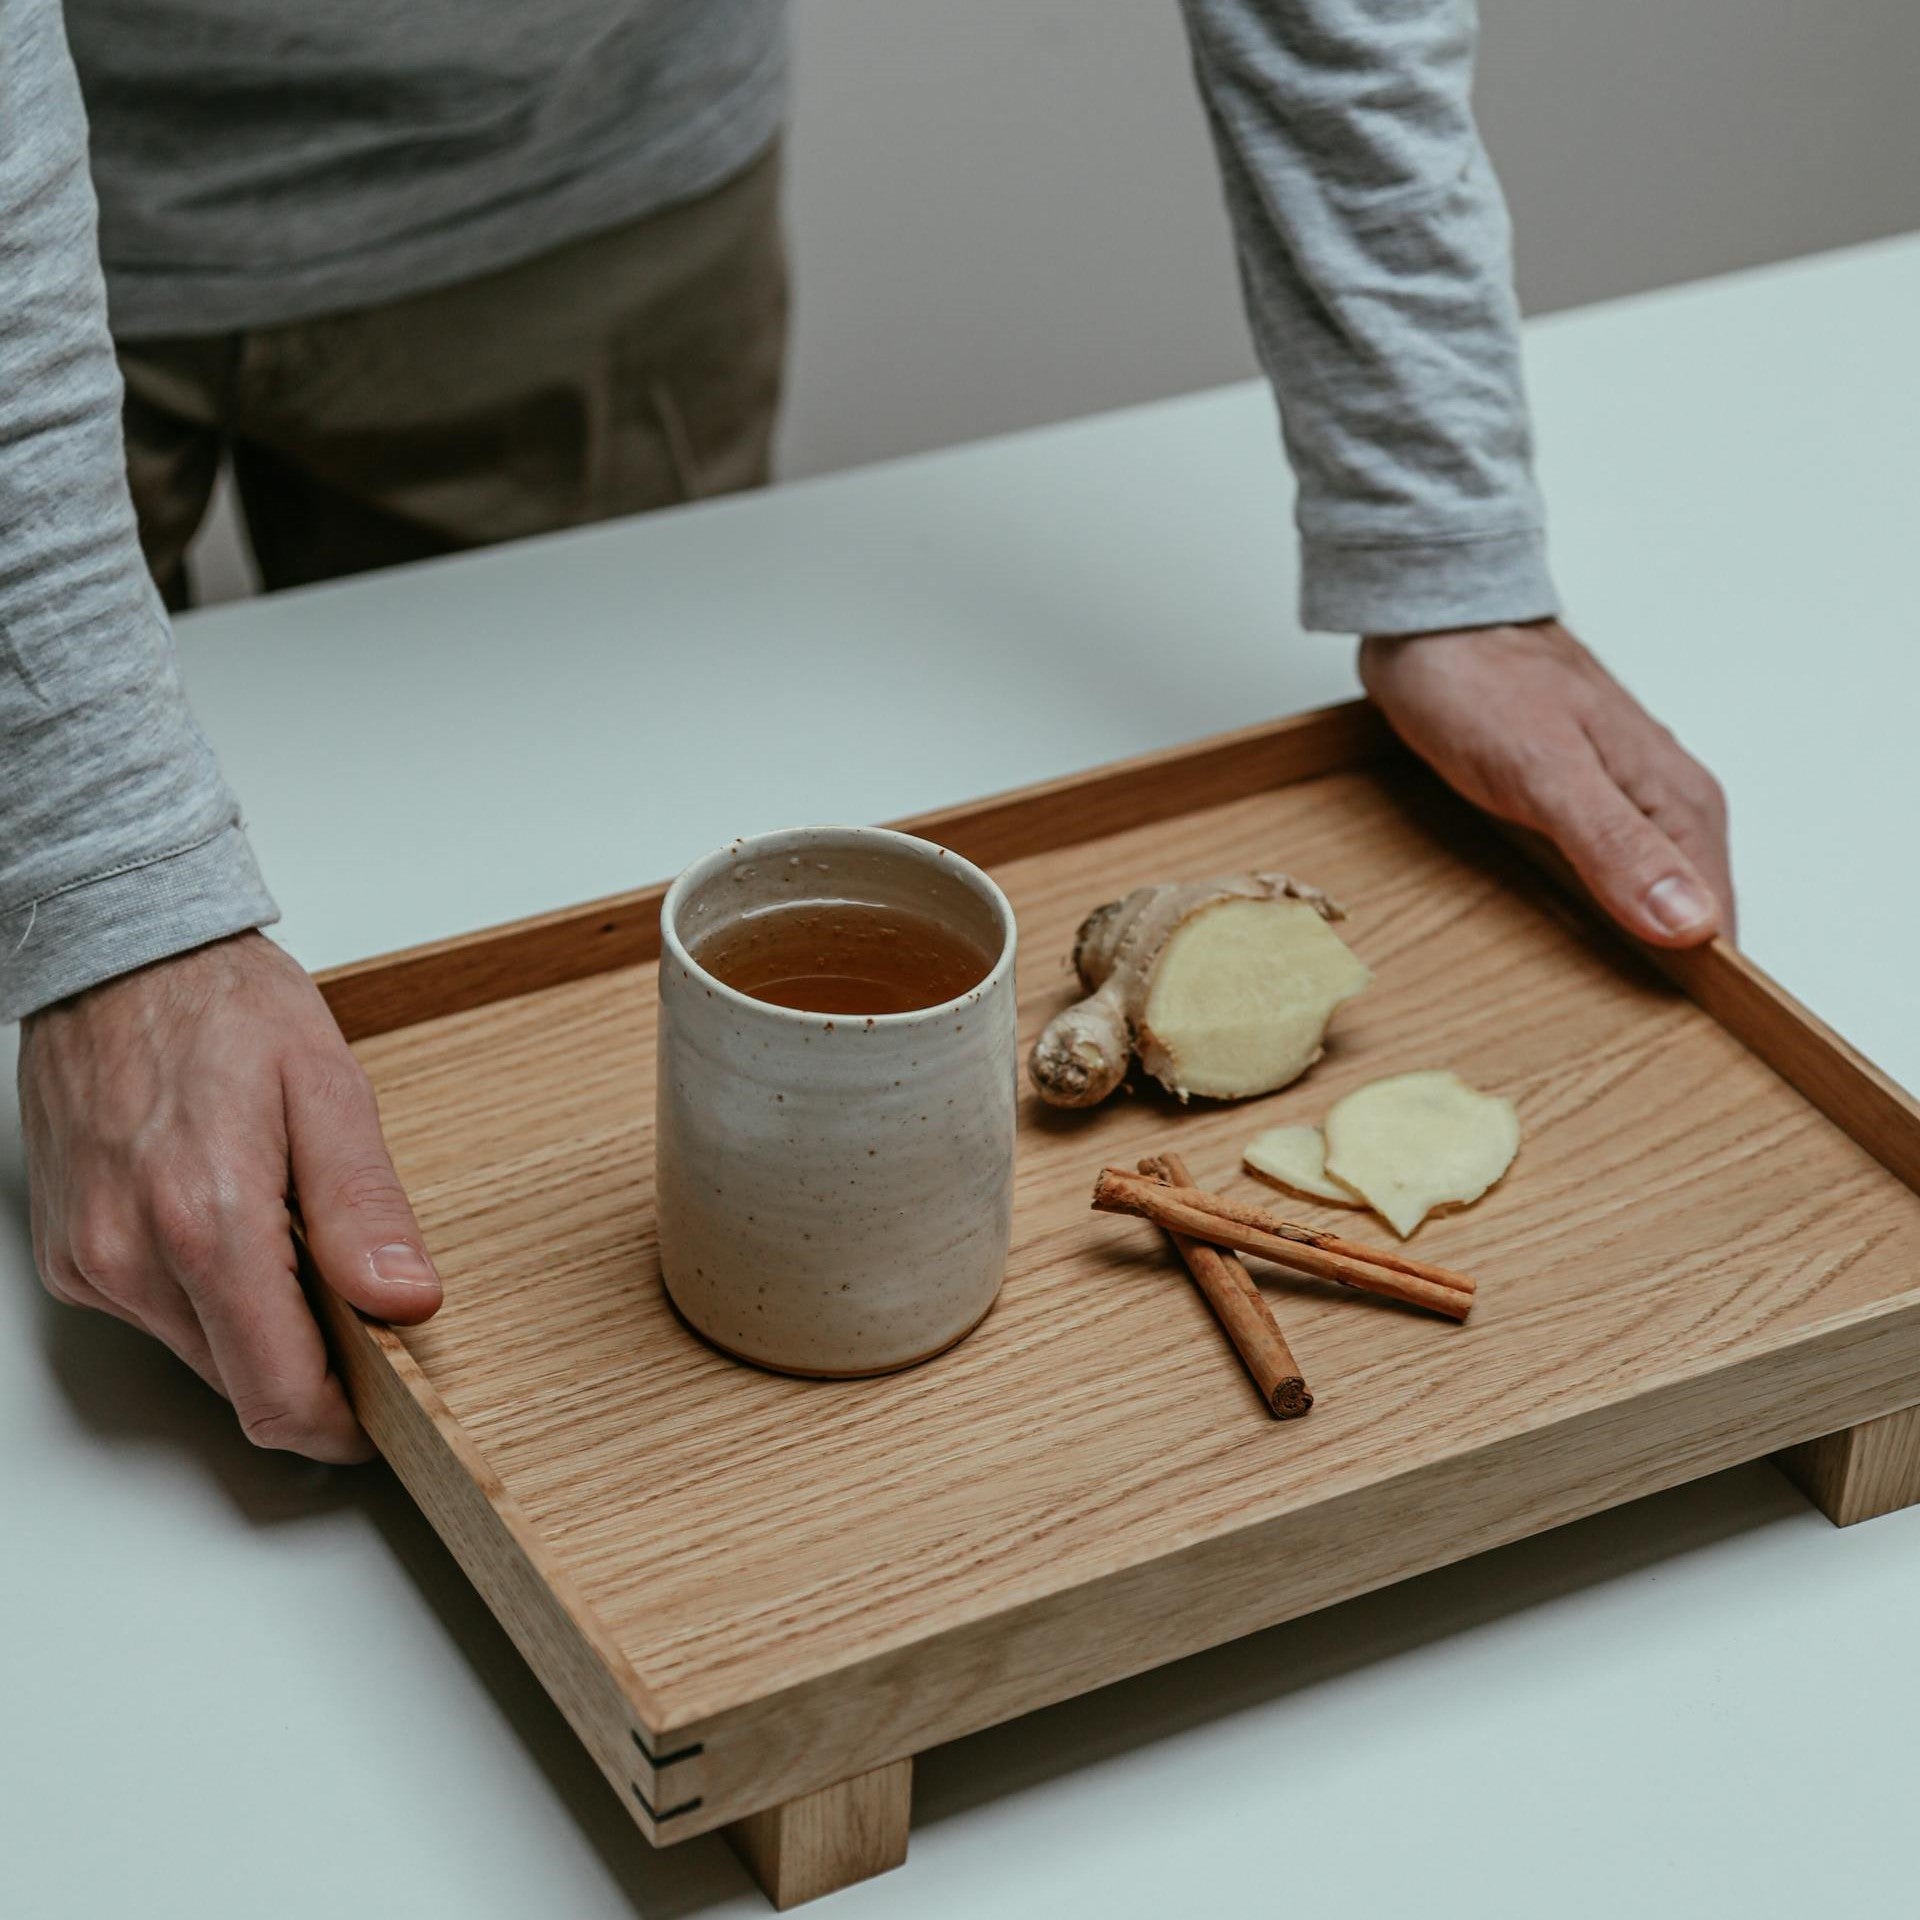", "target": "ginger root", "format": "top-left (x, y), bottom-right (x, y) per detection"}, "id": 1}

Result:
top-left (1027, 873), bottom-right (1369, 1107)
top-left (1243, 1123), bottom-right (1365, 1206)
top-left (1322, 1070), bottom-right (1520, 1238)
